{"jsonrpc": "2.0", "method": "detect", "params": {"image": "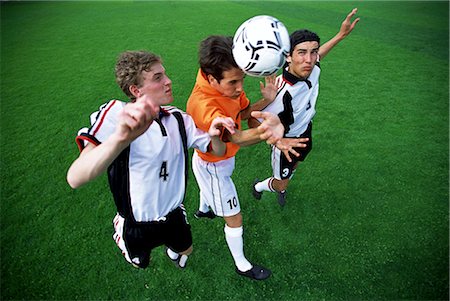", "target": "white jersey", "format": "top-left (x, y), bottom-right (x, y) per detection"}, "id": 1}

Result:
top-left (262, 64), bottom-right (320, 137)
top-left (75, 100), bottom-right (211, 223)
